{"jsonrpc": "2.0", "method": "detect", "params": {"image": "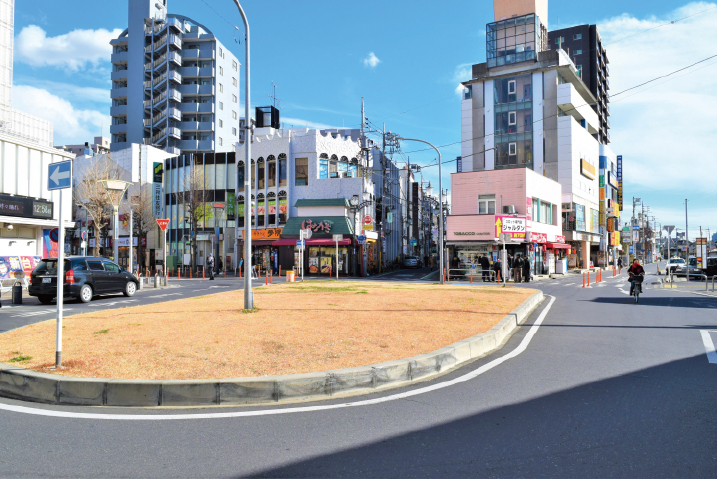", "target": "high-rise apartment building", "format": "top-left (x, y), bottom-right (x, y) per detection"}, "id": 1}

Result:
top-left (549, 25), bottom-right (610, 144)
top-left (110, 0), bottom-right (240, 155)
